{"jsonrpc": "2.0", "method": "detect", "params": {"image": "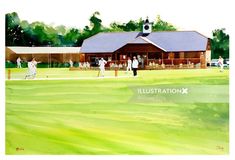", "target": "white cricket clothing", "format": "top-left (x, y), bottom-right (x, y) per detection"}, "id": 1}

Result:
top-left (126, 59), bottom-right (132, 72)
top-left (99, 59), bottom-right (107, 76)
top-left (99, 60), bottom-right (107, 69)
top-left (86, 62), bottom-right (90, 68)
top-left (17, 58), bottom-right (21, 63)
top-left (83, 62), bottom-right (87, 68)
top-left (218, 58), bottom-right (224, 71)
top-left (27, 62), bottom-right (36, 77)
top-left (17, 58), bottom-right (21, 68)
top-left (127, 59), bottom-right (132, 67)
top-left (100, 68), bottom-right (105, 76)
top-left (218, 58), bottom-right (224, 65)
top-left (132, 59), bottom-right (139, 68)
top-left (32, 61), bottom-right (37, 69)
top-left (31, 61), bottom-right (38, 75)
top-left (69, 60), bottom-right (73, 67)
